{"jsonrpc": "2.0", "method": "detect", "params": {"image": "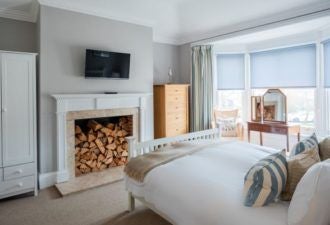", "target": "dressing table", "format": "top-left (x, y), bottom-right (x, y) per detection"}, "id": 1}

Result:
top-left (248, 89), bottom-right (301, 151)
